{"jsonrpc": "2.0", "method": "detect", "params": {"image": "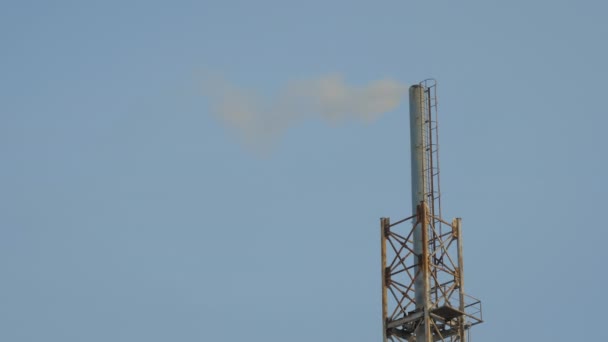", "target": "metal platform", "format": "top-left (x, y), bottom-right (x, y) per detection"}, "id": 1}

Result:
top-left (431, 305), bottom-right (465, 321)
